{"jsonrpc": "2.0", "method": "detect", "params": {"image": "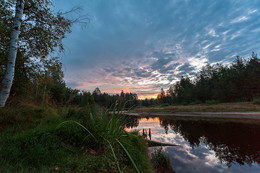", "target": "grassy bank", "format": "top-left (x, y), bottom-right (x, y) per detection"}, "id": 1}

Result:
top-left (0, 106), bottom-right (154, 172)
top-left (132, 102), bottom-right (260, 113)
